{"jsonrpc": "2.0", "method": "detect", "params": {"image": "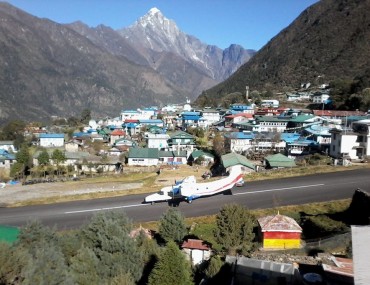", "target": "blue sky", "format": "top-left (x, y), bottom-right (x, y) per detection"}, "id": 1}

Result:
top-left (6, 0), bottom-right (318, 50)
